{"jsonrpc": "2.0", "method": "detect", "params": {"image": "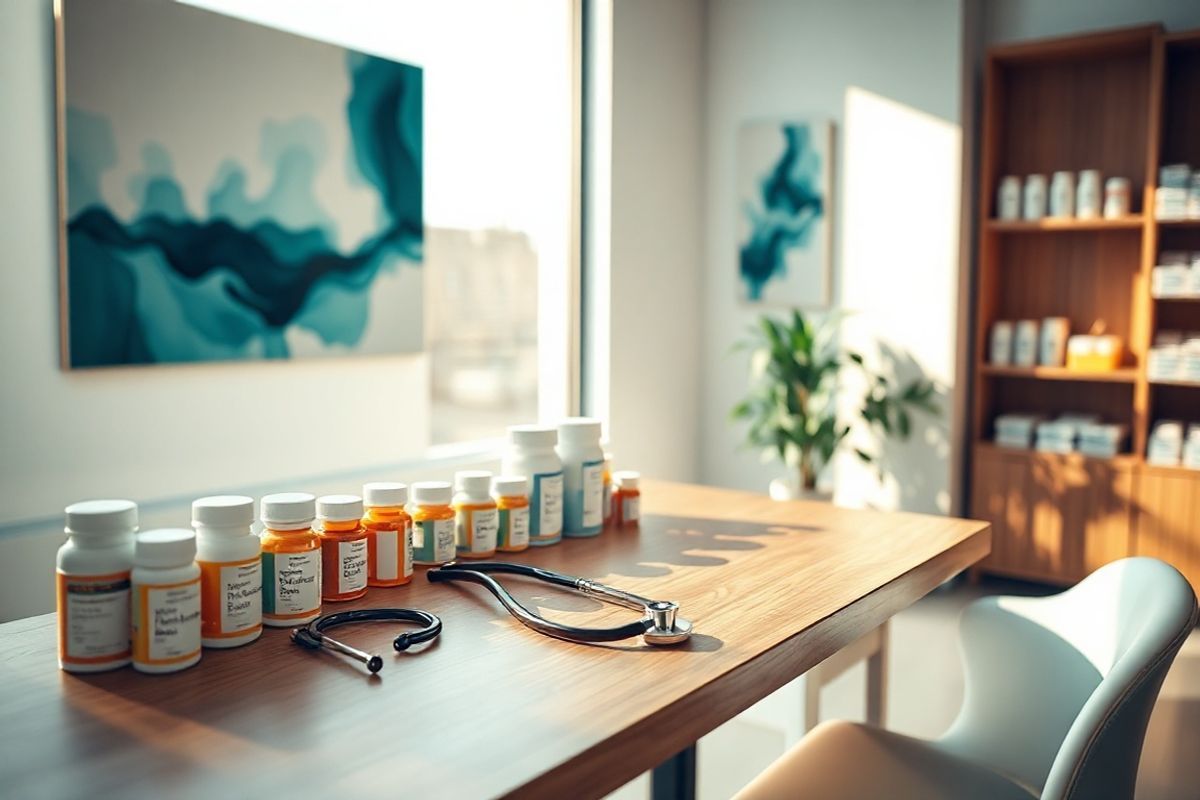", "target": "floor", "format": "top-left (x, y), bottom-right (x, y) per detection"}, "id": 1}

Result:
top-left (607, 576), bottom-right (1200, 800)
